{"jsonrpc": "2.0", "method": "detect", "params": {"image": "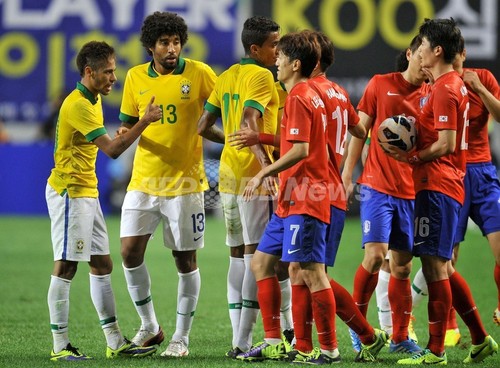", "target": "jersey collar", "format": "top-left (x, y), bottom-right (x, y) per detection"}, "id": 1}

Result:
top-left (147, 57), bottom-right (186, 77)
top-left (240, 57), bottom-right (263, 67)
top-left (76, 82), bottom-right (98, 105)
